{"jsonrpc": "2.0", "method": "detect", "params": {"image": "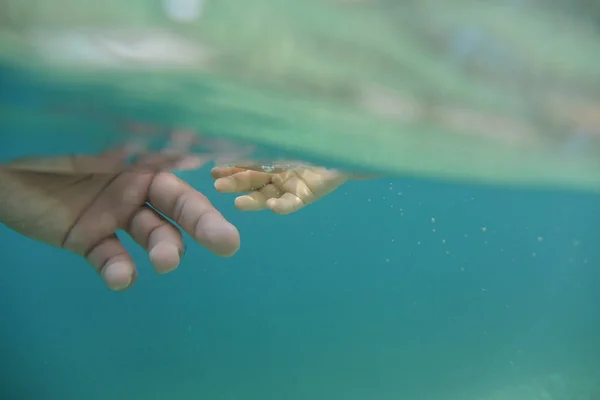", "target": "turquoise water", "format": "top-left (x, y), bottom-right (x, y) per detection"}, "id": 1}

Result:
top-left (2, 168), bottom-right (599, 399)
